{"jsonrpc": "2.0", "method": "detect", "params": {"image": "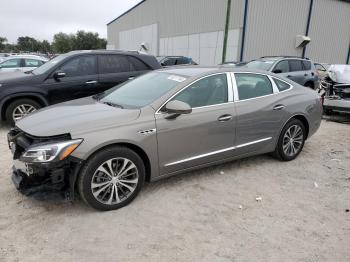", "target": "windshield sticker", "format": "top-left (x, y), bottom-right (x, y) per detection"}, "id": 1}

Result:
top-left (168, 75), bottom-right (186, 82)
